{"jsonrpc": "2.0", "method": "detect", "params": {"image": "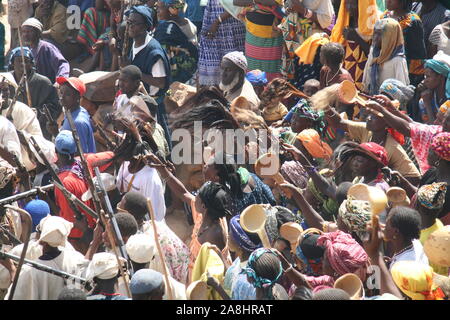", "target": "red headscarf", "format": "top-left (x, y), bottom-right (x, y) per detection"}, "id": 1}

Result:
top-left (359, 142), bottom-right (388, 166)
top-left (317, 230), bottom-right (369, 276)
